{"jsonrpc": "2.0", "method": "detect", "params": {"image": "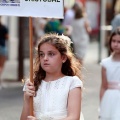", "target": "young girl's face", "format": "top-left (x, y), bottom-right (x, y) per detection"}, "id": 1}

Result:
top-left (111, 35), bottom-right (120, 54)
top-left (39, 43), bottom-right (66, 74)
